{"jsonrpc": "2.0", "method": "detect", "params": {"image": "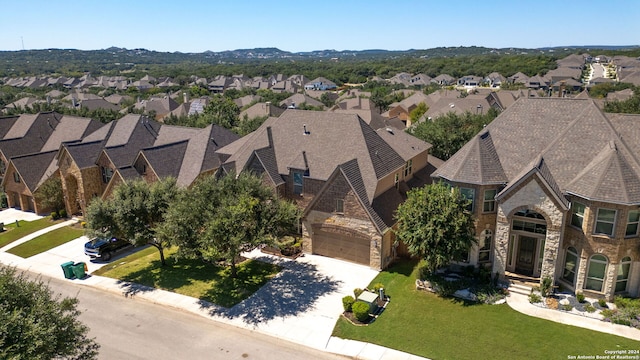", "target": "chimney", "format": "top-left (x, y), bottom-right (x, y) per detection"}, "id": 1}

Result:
top-left (266, 126), bottom-right (274, 148)
top-left (46, 95), bottom-right (51, 106)
top-left (183, 92), bottom-right (189, 104)
top-left (265, 101), bottom-right (271, 116)
top-left (71, 97), bottom-right (77, 107)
